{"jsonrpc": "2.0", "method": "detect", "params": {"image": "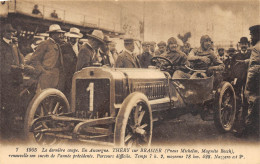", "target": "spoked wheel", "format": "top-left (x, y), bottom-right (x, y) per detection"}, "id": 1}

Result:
top-left (114, 92), bottom-right (153, 147)
top-left (151, 56), bottom-right (173, 71)
top-left (24, 89), bottom-right (70, 145)
top-left (214, 82), bottom-right (236, 133)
